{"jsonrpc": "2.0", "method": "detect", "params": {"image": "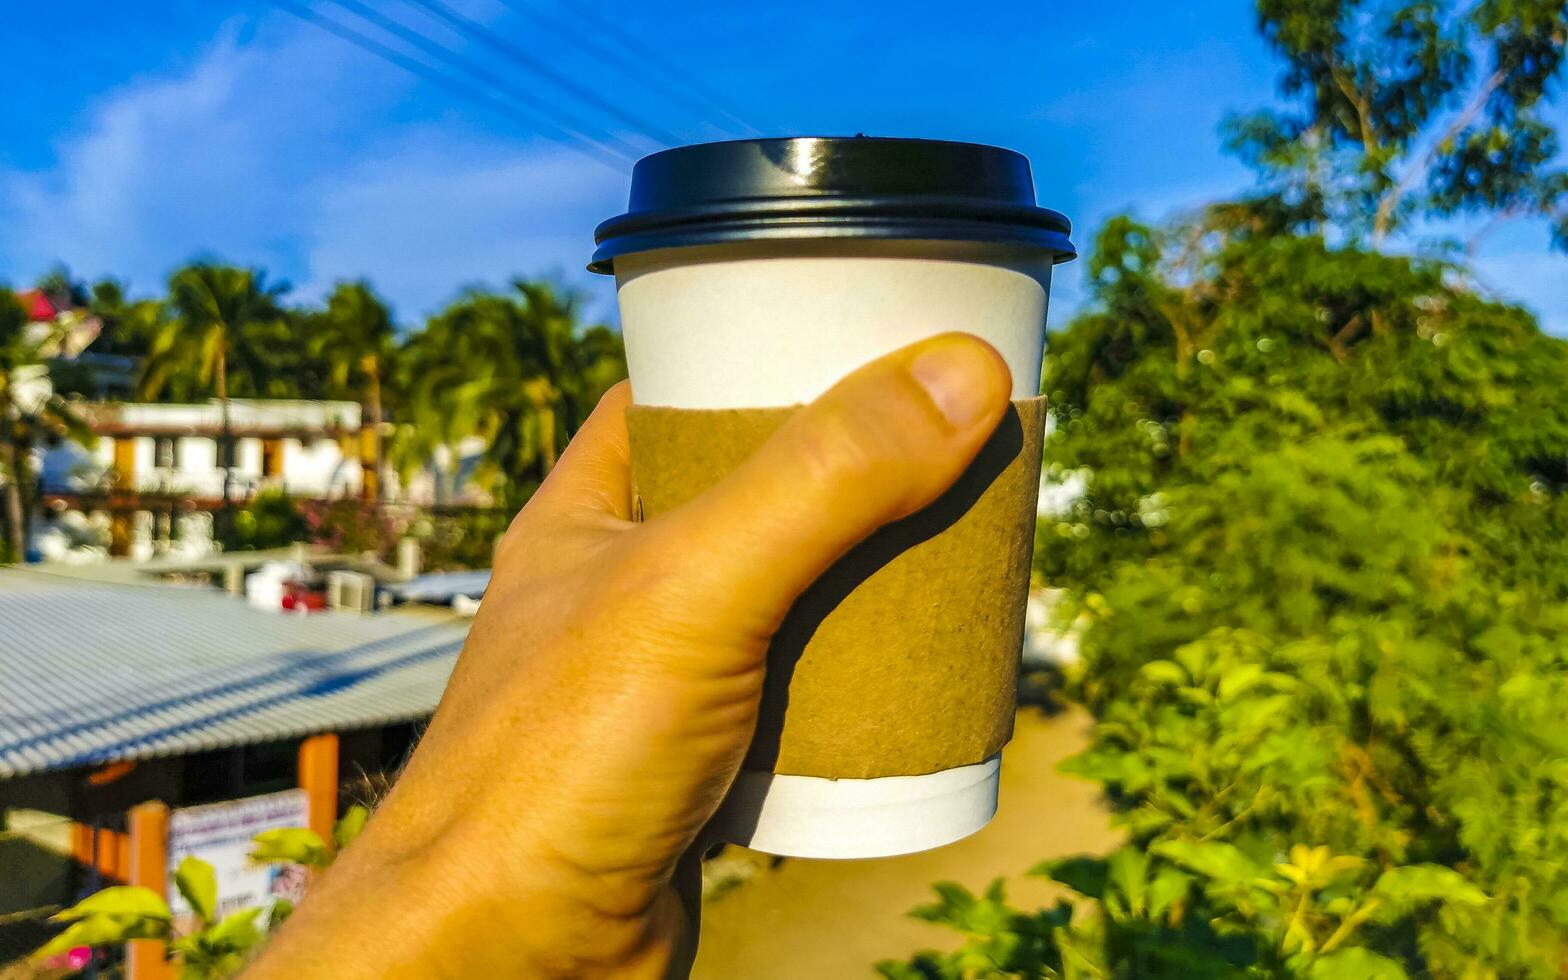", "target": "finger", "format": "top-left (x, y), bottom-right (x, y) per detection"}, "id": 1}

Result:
top-left (638, 331), bottom-right (1012, 641)
top-left (525, 380), bottom-right (634, 522)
